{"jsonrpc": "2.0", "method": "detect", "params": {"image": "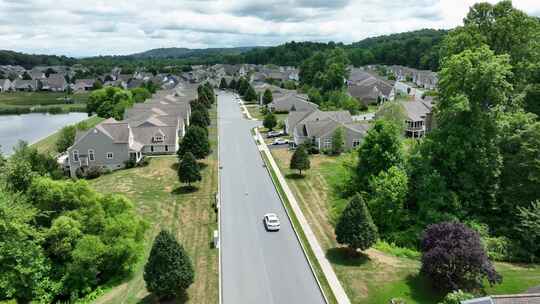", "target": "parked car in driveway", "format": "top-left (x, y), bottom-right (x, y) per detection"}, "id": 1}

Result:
top-left (263, 213), bottom-right (281, 231)
top-left (267, 130), bottom-right (283, 138)
top-left (272, 138), bottom-right (289, 145)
